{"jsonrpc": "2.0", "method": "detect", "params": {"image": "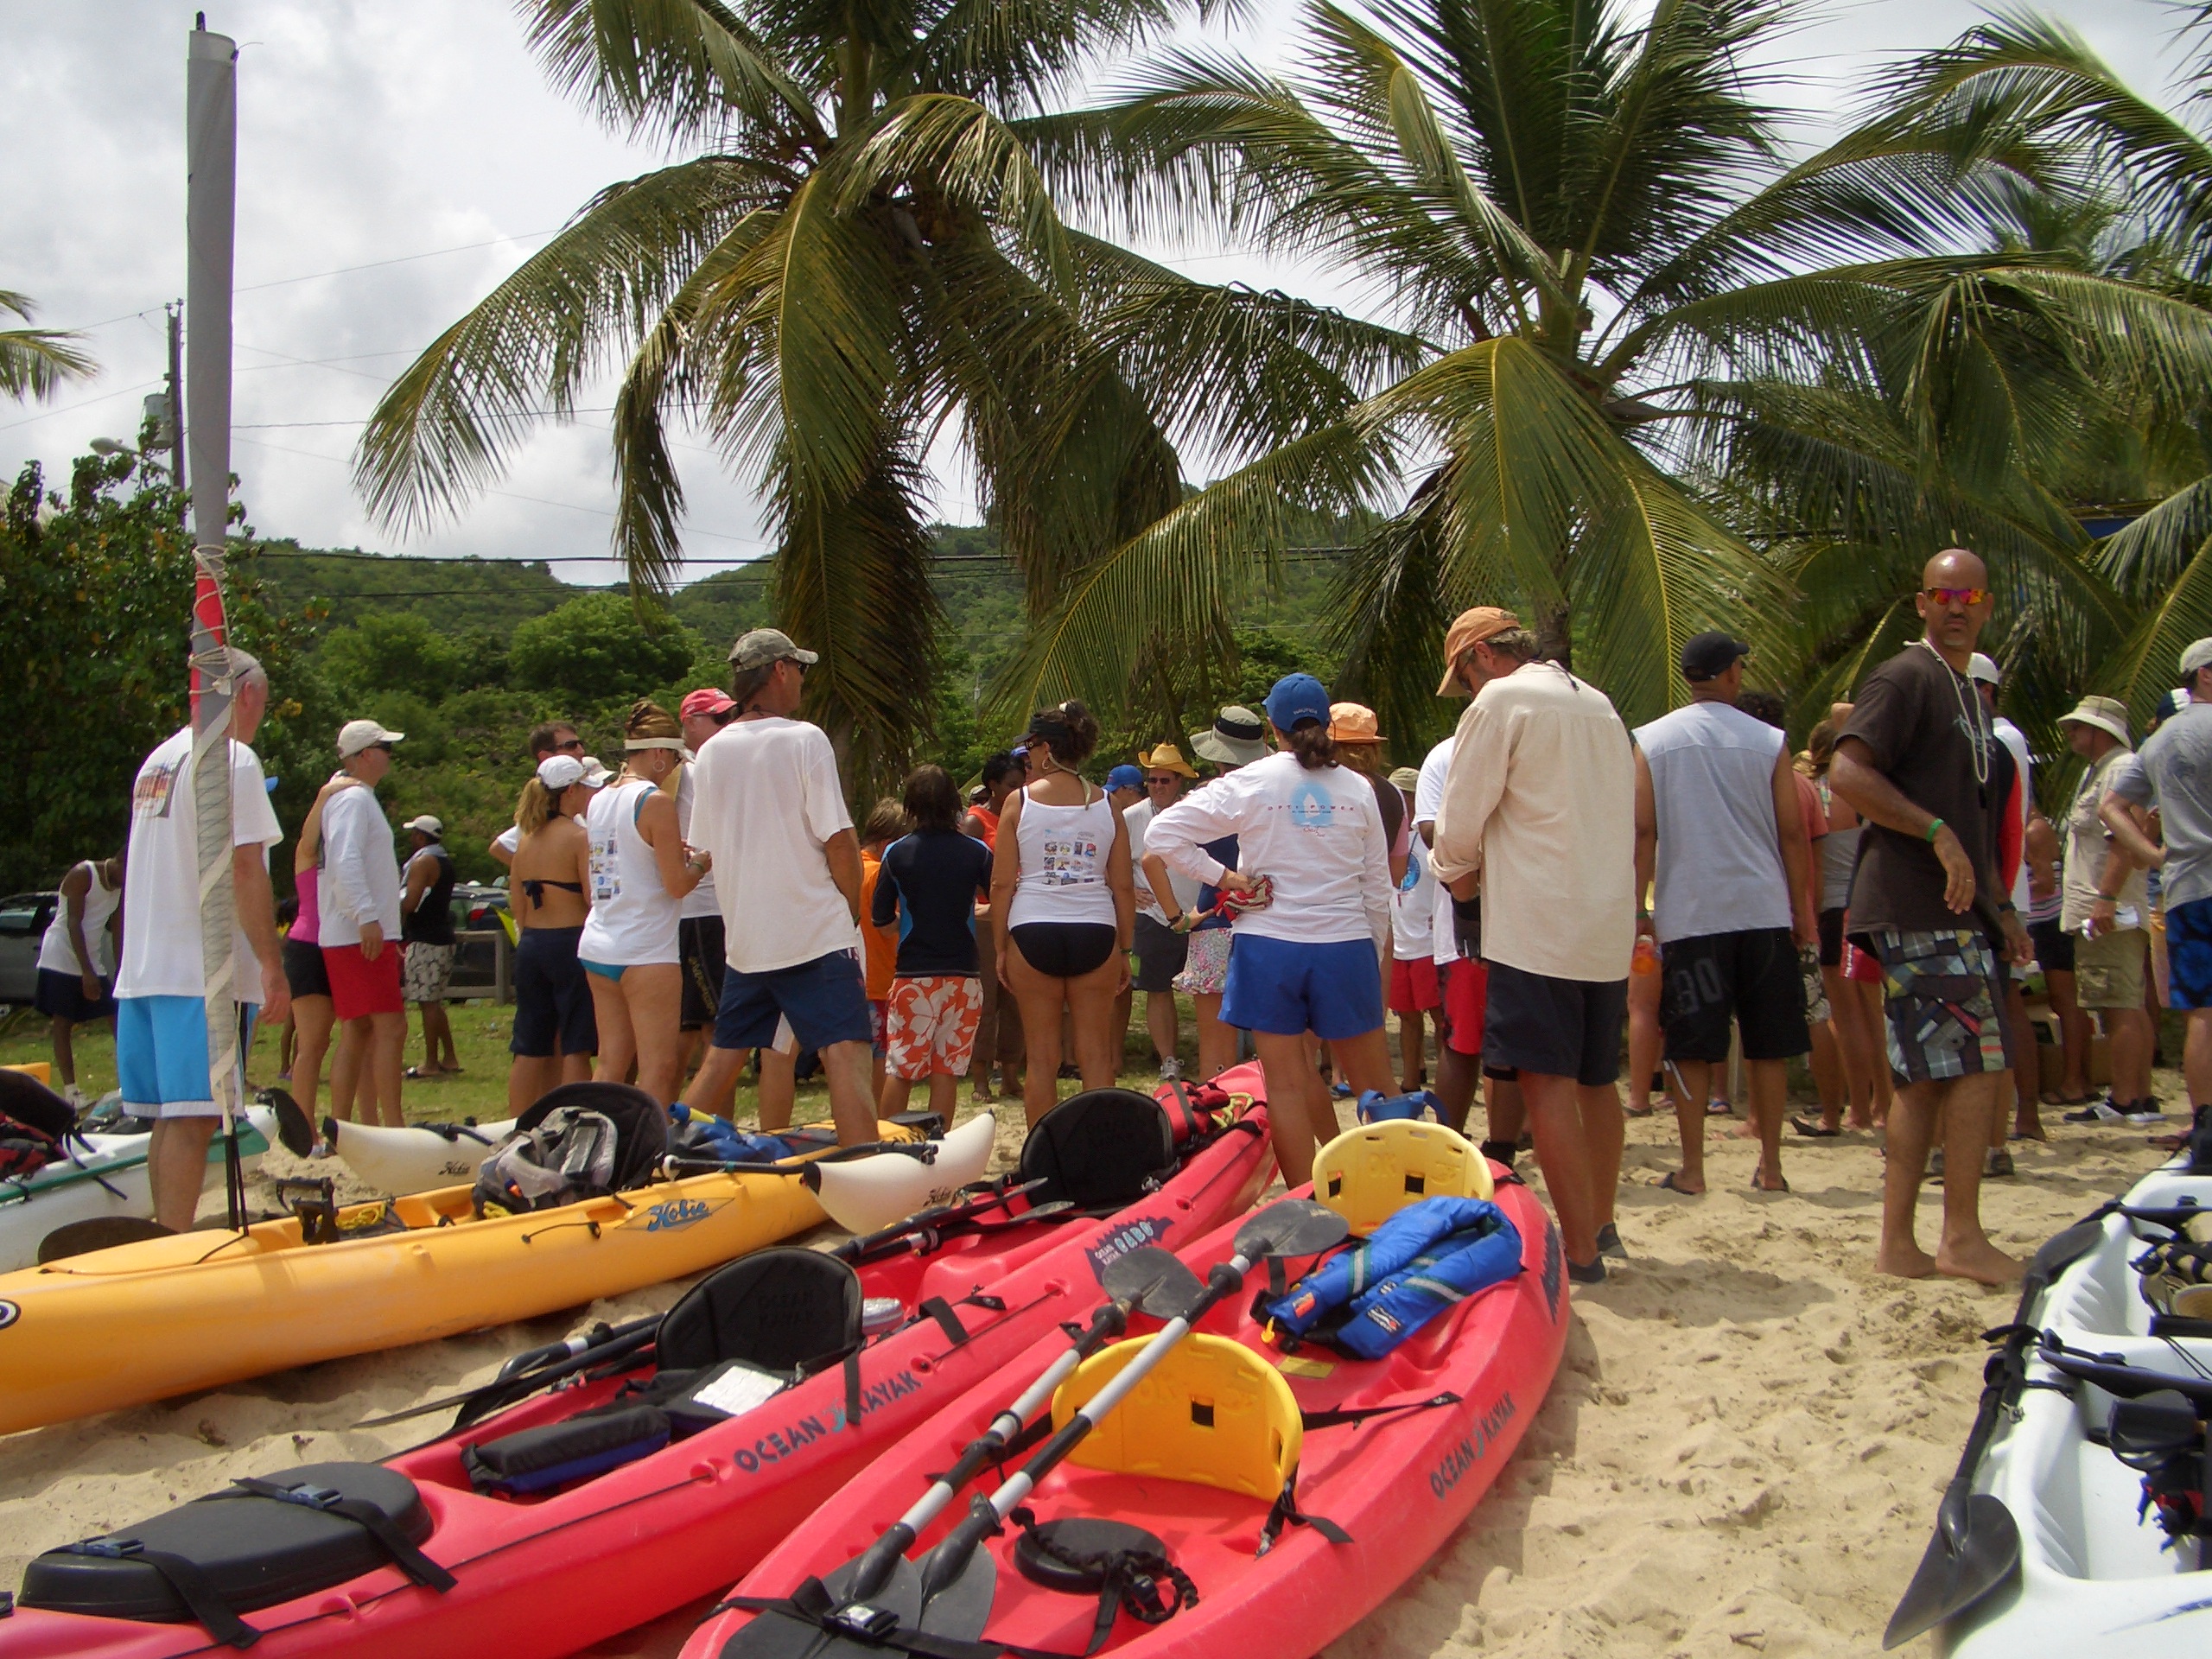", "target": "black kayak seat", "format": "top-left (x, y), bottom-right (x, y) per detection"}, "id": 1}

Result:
top-left (18, 1462), bottom-right (447, 1639)
top-left (1017, 1090), bottom-right (1176, 1211)
top-left (461, 1249), bottom-right (864, 1499)
top-left (0, 1066), bottom-right (78, 1144)
top-left (511, 1079), bottom-right (671, 1194)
